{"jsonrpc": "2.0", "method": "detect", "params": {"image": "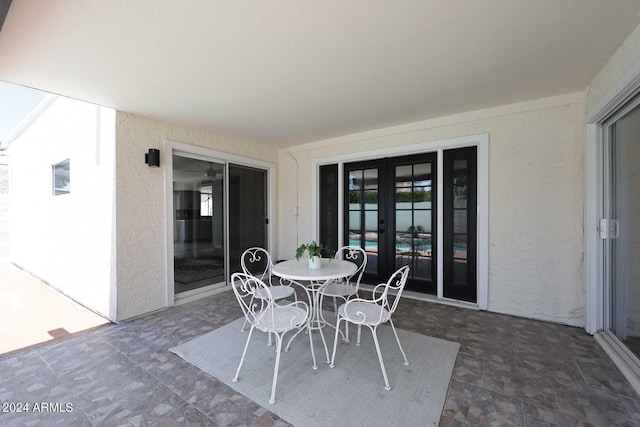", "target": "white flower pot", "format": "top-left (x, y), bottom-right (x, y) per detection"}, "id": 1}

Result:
top-left (308, 256), bottom-right (322, 269)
